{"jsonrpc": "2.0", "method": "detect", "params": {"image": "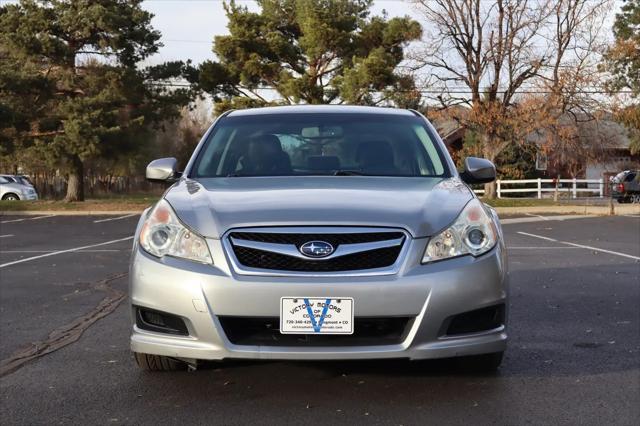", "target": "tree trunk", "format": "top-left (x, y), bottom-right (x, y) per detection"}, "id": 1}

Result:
top-left (64, 156), bottom-right (85, 202)
top-left (481, 134), bottom-right (498, 199)
top-left (484, 180), bottom-right (496, 199)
